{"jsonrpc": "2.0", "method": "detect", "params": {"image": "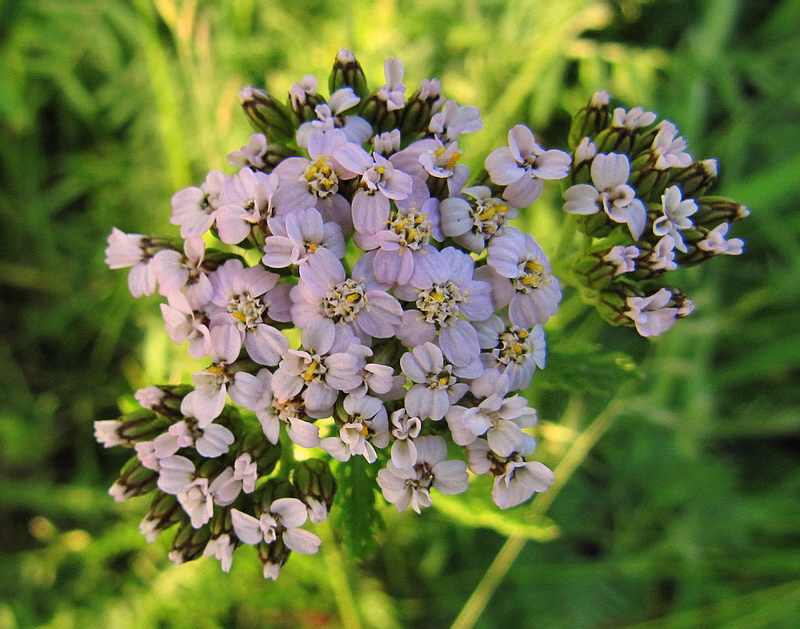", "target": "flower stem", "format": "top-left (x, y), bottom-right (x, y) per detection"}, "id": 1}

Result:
top-left (450, 387), bottom-right (630, 629)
